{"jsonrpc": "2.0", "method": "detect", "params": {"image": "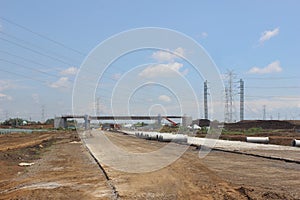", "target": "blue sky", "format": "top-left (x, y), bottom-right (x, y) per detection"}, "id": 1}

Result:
top-left (0, 1), bottom-right (299, 121)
